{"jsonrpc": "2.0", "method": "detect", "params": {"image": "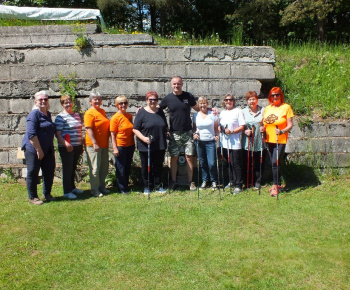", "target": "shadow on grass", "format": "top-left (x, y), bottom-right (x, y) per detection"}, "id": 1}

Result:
top-left (281, 161), bottom-right (321, 192)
